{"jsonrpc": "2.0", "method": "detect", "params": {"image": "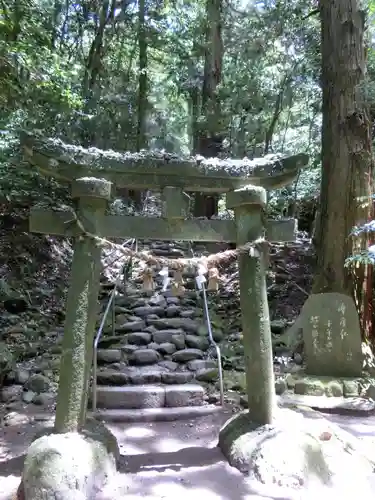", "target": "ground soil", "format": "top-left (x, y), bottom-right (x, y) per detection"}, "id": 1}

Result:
top-left (1, 403), bottom-right (375, 500)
